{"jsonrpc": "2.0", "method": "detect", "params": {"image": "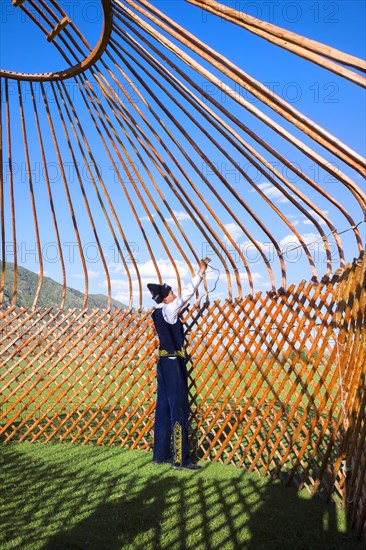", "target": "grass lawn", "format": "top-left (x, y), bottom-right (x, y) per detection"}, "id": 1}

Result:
top-left (3, 358), bottom-right (337, 420)
top-left (0, 442), bottom-right (362, 550)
